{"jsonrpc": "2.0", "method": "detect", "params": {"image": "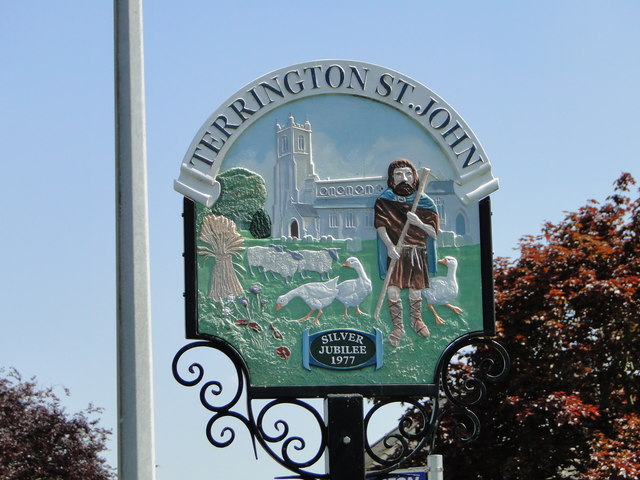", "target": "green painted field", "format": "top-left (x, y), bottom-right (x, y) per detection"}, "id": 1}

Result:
top-left (196, 221), bottom-right (484, 388)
